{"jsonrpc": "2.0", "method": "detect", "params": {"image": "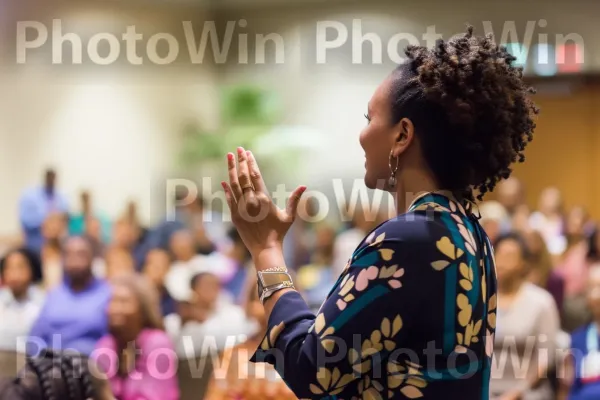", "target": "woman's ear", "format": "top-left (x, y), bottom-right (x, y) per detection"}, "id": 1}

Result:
top-left (391, 118), bottom-right (415, 157)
